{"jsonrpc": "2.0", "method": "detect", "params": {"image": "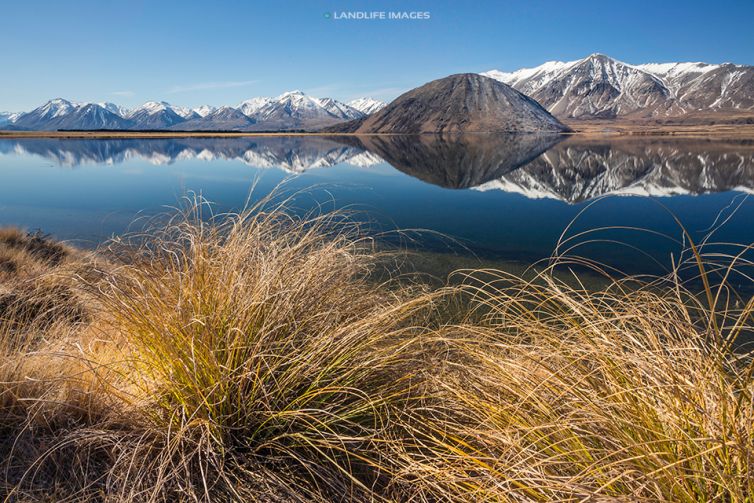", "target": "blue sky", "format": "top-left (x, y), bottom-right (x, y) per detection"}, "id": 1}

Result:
top-left (3, 0), bottom-right (754, 111)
